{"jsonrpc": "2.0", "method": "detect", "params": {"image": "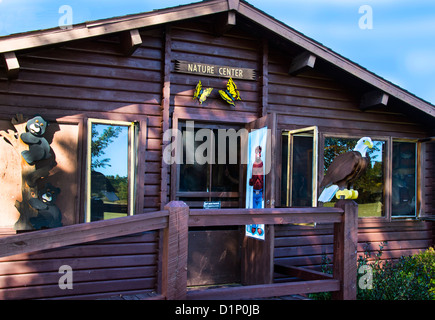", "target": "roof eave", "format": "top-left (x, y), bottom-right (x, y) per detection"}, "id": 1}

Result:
top-left (0, 0), bottom-right (433, 118)
top-left (0, 0), bottom-right (228, 54)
